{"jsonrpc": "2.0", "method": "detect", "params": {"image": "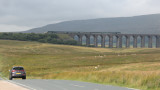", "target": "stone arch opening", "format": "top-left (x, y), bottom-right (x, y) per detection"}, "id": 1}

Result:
top-left (152, 36), bottom-right (156, 48)
top-left (73, 35), bottom-right (79, 41)
top-left (122, 35), bottom-right (126, 48)
top-left (97, 35), bottom-right (102, 47)
top-left (73, 35), bottom-right (81, 45)
top-left (90, 35), bottom-right (94, 47)
top-left (137, 36), bottom-right (141, 48)
top-left (113, 35), bottom-right (117, 48)
top-left (105, 35), bottom-right (109, 48)
top-left (145, 36), bottom-right (149, 48)
top-left (130, 36), bottom-right (134, 48)
top-left (82, 35), bottom-right (86, 46)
